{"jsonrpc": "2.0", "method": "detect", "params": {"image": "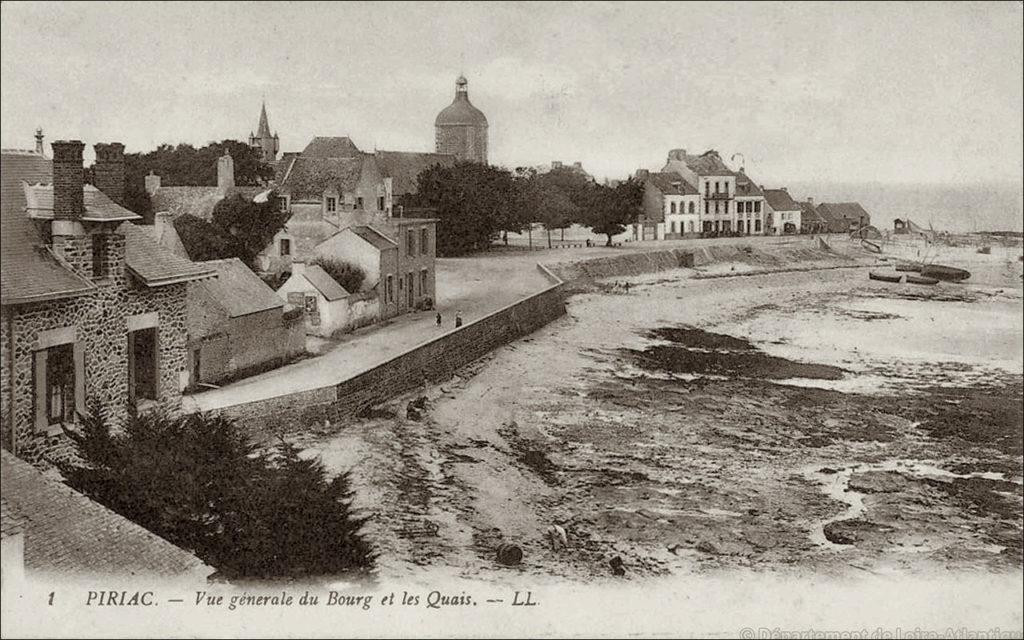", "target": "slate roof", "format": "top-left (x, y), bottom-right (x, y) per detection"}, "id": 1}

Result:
top-left (817, 202), bottom-right (871, 224)
top-left (195, 258), bottom-right (283, 318)
top-left (0, 450), bottom-right (211, 578)
top-left (1, 151), bottom-right (95, 305)
top-left (279, 156), bottom-right (365, 201)
top-left (646, 172), bottom-right (698, 196)
top-left (302, 264), bottom-right (349, 301)
top-left (763, 188), bottom-right (801, 212)
top-left (734, 171), bottom-right (764, 197)
top-left (150, 186), bottom-right (261, 222)
top-left (348, 225), bottom-right (398, 251)
top-left (375, 150), bottom-right (456, 197)
top-left (301, 137), bottom-right (362, 158)
top-left (149, 214), bottom-right (190, 258)
top-left (24, 183), bottom-right (142, 222)
top-left (682, 150), bottom-right (737, 177)
top-left (121, 222), bottom-right (216, 286)
top-left (799, 201), bottom-right (827, 225)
